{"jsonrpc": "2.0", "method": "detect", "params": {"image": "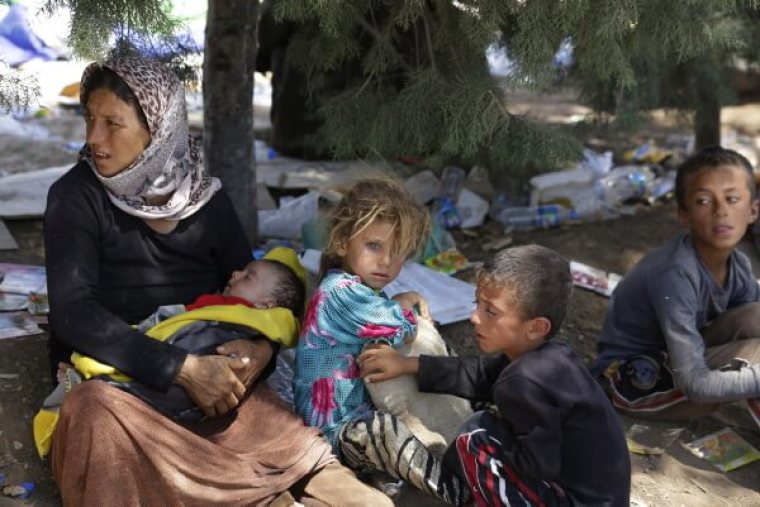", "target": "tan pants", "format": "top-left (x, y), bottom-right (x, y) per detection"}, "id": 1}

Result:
top-left (639, 302), bottom-right (760, 421)
top-left (270, 461), bottom-right (394, 507)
